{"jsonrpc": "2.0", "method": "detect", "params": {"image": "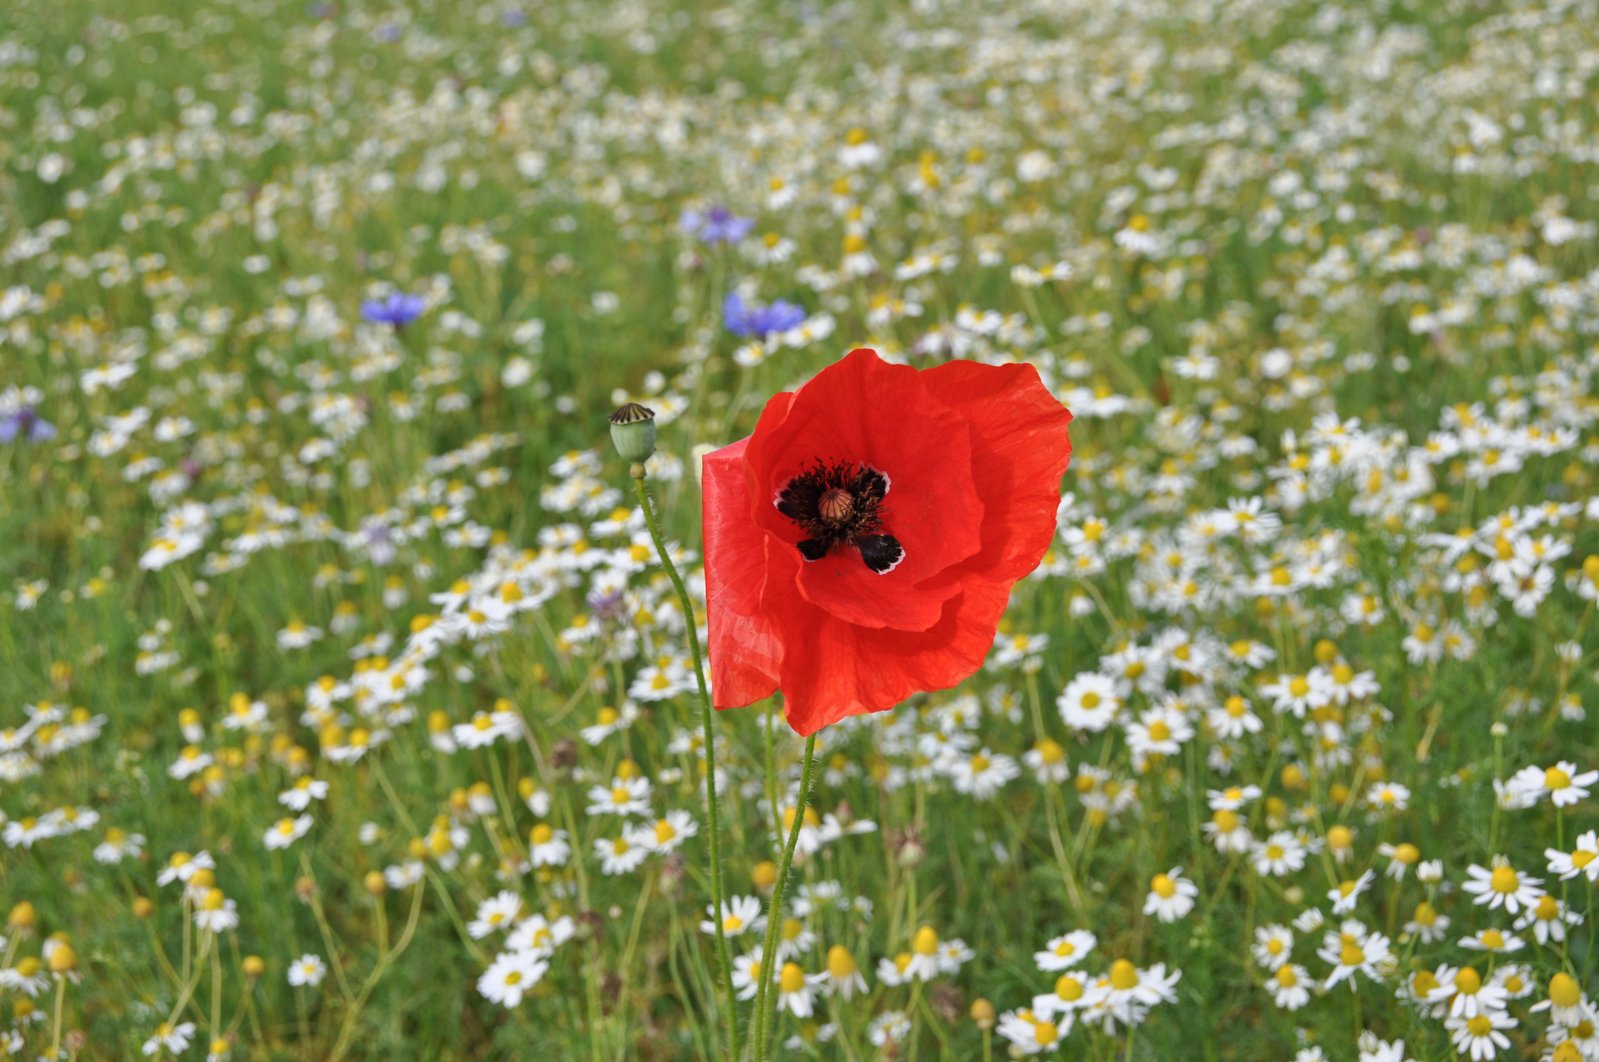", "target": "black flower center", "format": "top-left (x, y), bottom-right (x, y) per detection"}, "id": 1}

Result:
top-left (774, 460), bottom-right (905, 574)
